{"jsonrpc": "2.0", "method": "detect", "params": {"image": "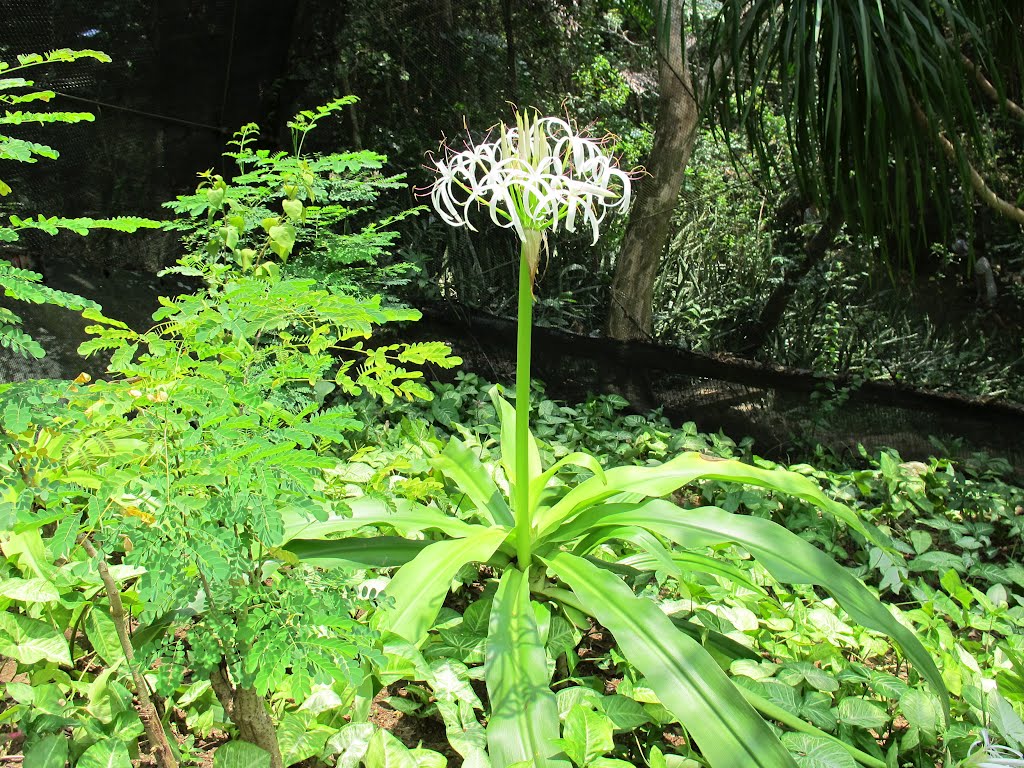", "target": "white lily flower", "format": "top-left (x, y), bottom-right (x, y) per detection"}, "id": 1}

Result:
top-left (960, 731), bottom-right (1024, 767)
top-left (429, 112), bottom-right (631, 246)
